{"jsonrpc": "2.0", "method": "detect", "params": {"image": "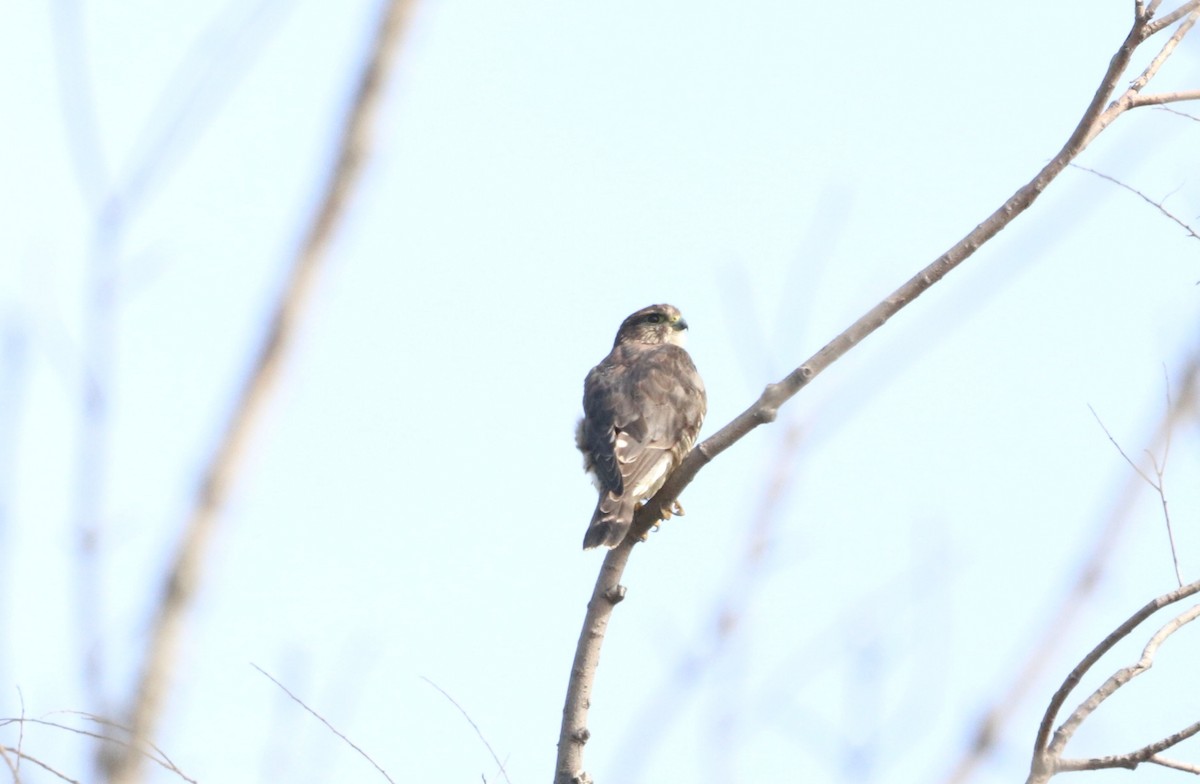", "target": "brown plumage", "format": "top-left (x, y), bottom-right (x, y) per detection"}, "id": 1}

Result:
top-left (577, 304), bottom-right (706, 550)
